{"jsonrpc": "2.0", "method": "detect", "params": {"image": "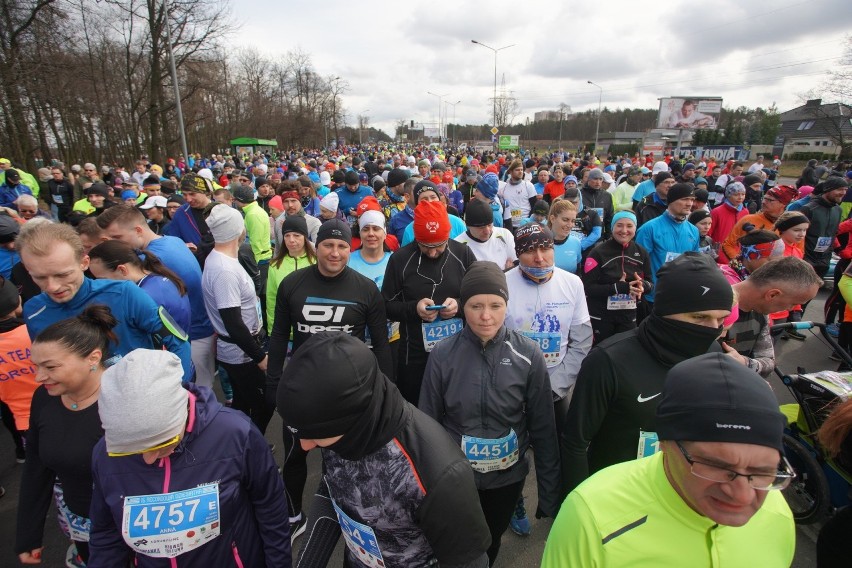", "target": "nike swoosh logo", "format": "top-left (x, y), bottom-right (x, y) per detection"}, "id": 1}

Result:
top-left (637, 393), bottom-right (661, 403)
